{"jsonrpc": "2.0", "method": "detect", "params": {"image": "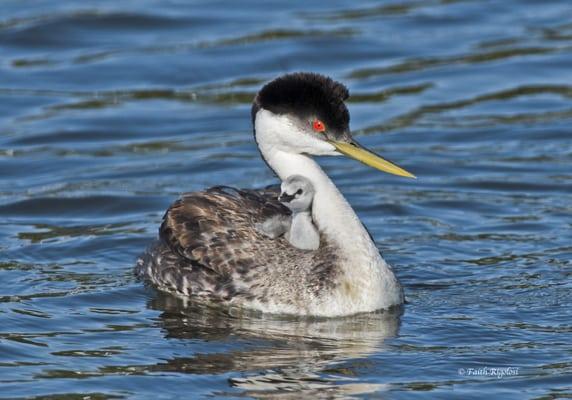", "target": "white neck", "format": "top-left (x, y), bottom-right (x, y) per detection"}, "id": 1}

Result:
top-left (254, 110), bottom-right (382, 262)
top-left (254, 109), bottom-right (403, 311)
top-left (269, 150), bottom-right (377, 254)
